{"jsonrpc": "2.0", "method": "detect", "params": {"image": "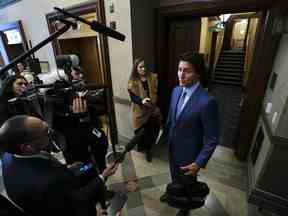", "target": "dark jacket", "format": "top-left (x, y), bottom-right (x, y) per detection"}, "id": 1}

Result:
top-left (0, 97), bottom-right (11, 126)
top-left (0, 96), bottom-right (40, 127)
top-left (1, 153), bottom-right (104, 216)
